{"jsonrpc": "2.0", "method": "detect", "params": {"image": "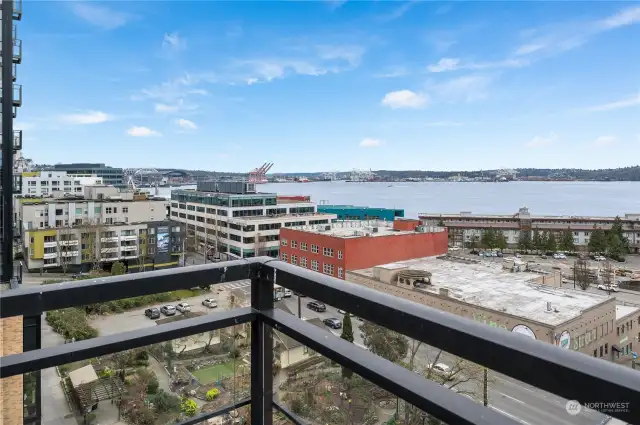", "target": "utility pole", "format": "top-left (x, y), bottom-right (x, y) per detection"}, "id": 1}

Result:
top-left (483, 368), bottom-right (488, 407)
top-left (203, 223), bottom-right (208, 264)
top-left (1, 0), bottom-right (15, 283)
